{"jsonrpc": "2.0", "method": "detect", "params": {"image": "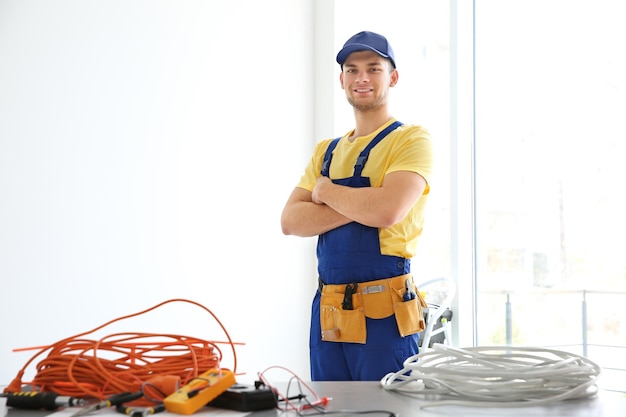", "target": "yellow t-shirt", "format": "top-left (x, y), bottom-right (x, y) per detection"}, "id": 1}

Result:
top-left (296, 119), bottom-right (433, 259)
